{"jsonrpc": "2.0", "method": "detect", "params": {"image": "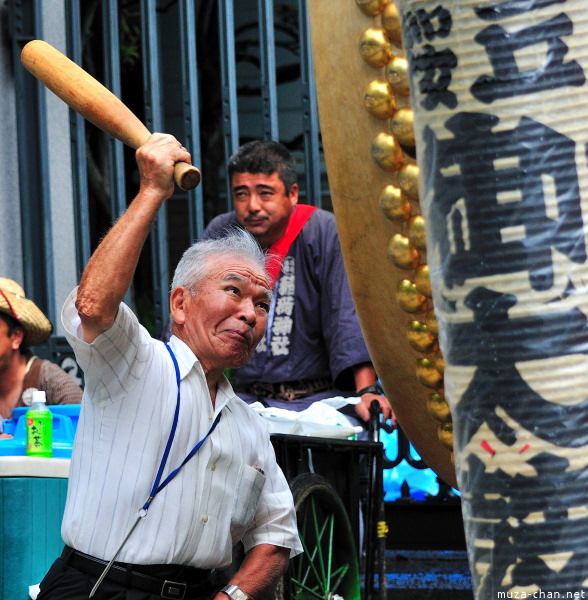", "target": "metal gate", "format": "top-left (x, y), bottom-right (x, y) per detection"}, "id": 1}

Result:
top-left (8, 0), bottom-right (325, 338)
